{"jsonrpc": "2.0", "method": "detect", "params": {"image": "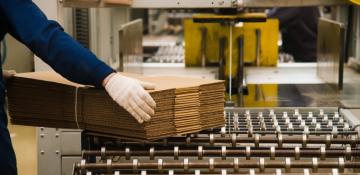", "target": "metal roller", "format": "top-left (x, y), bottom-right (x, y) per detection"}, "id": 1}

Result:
top-left (82, 147), bottom-right (360, 159)
top-left (74, 159), bottom-right (360, 172)
top-left (75, 108), bottom-right (360, 175)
